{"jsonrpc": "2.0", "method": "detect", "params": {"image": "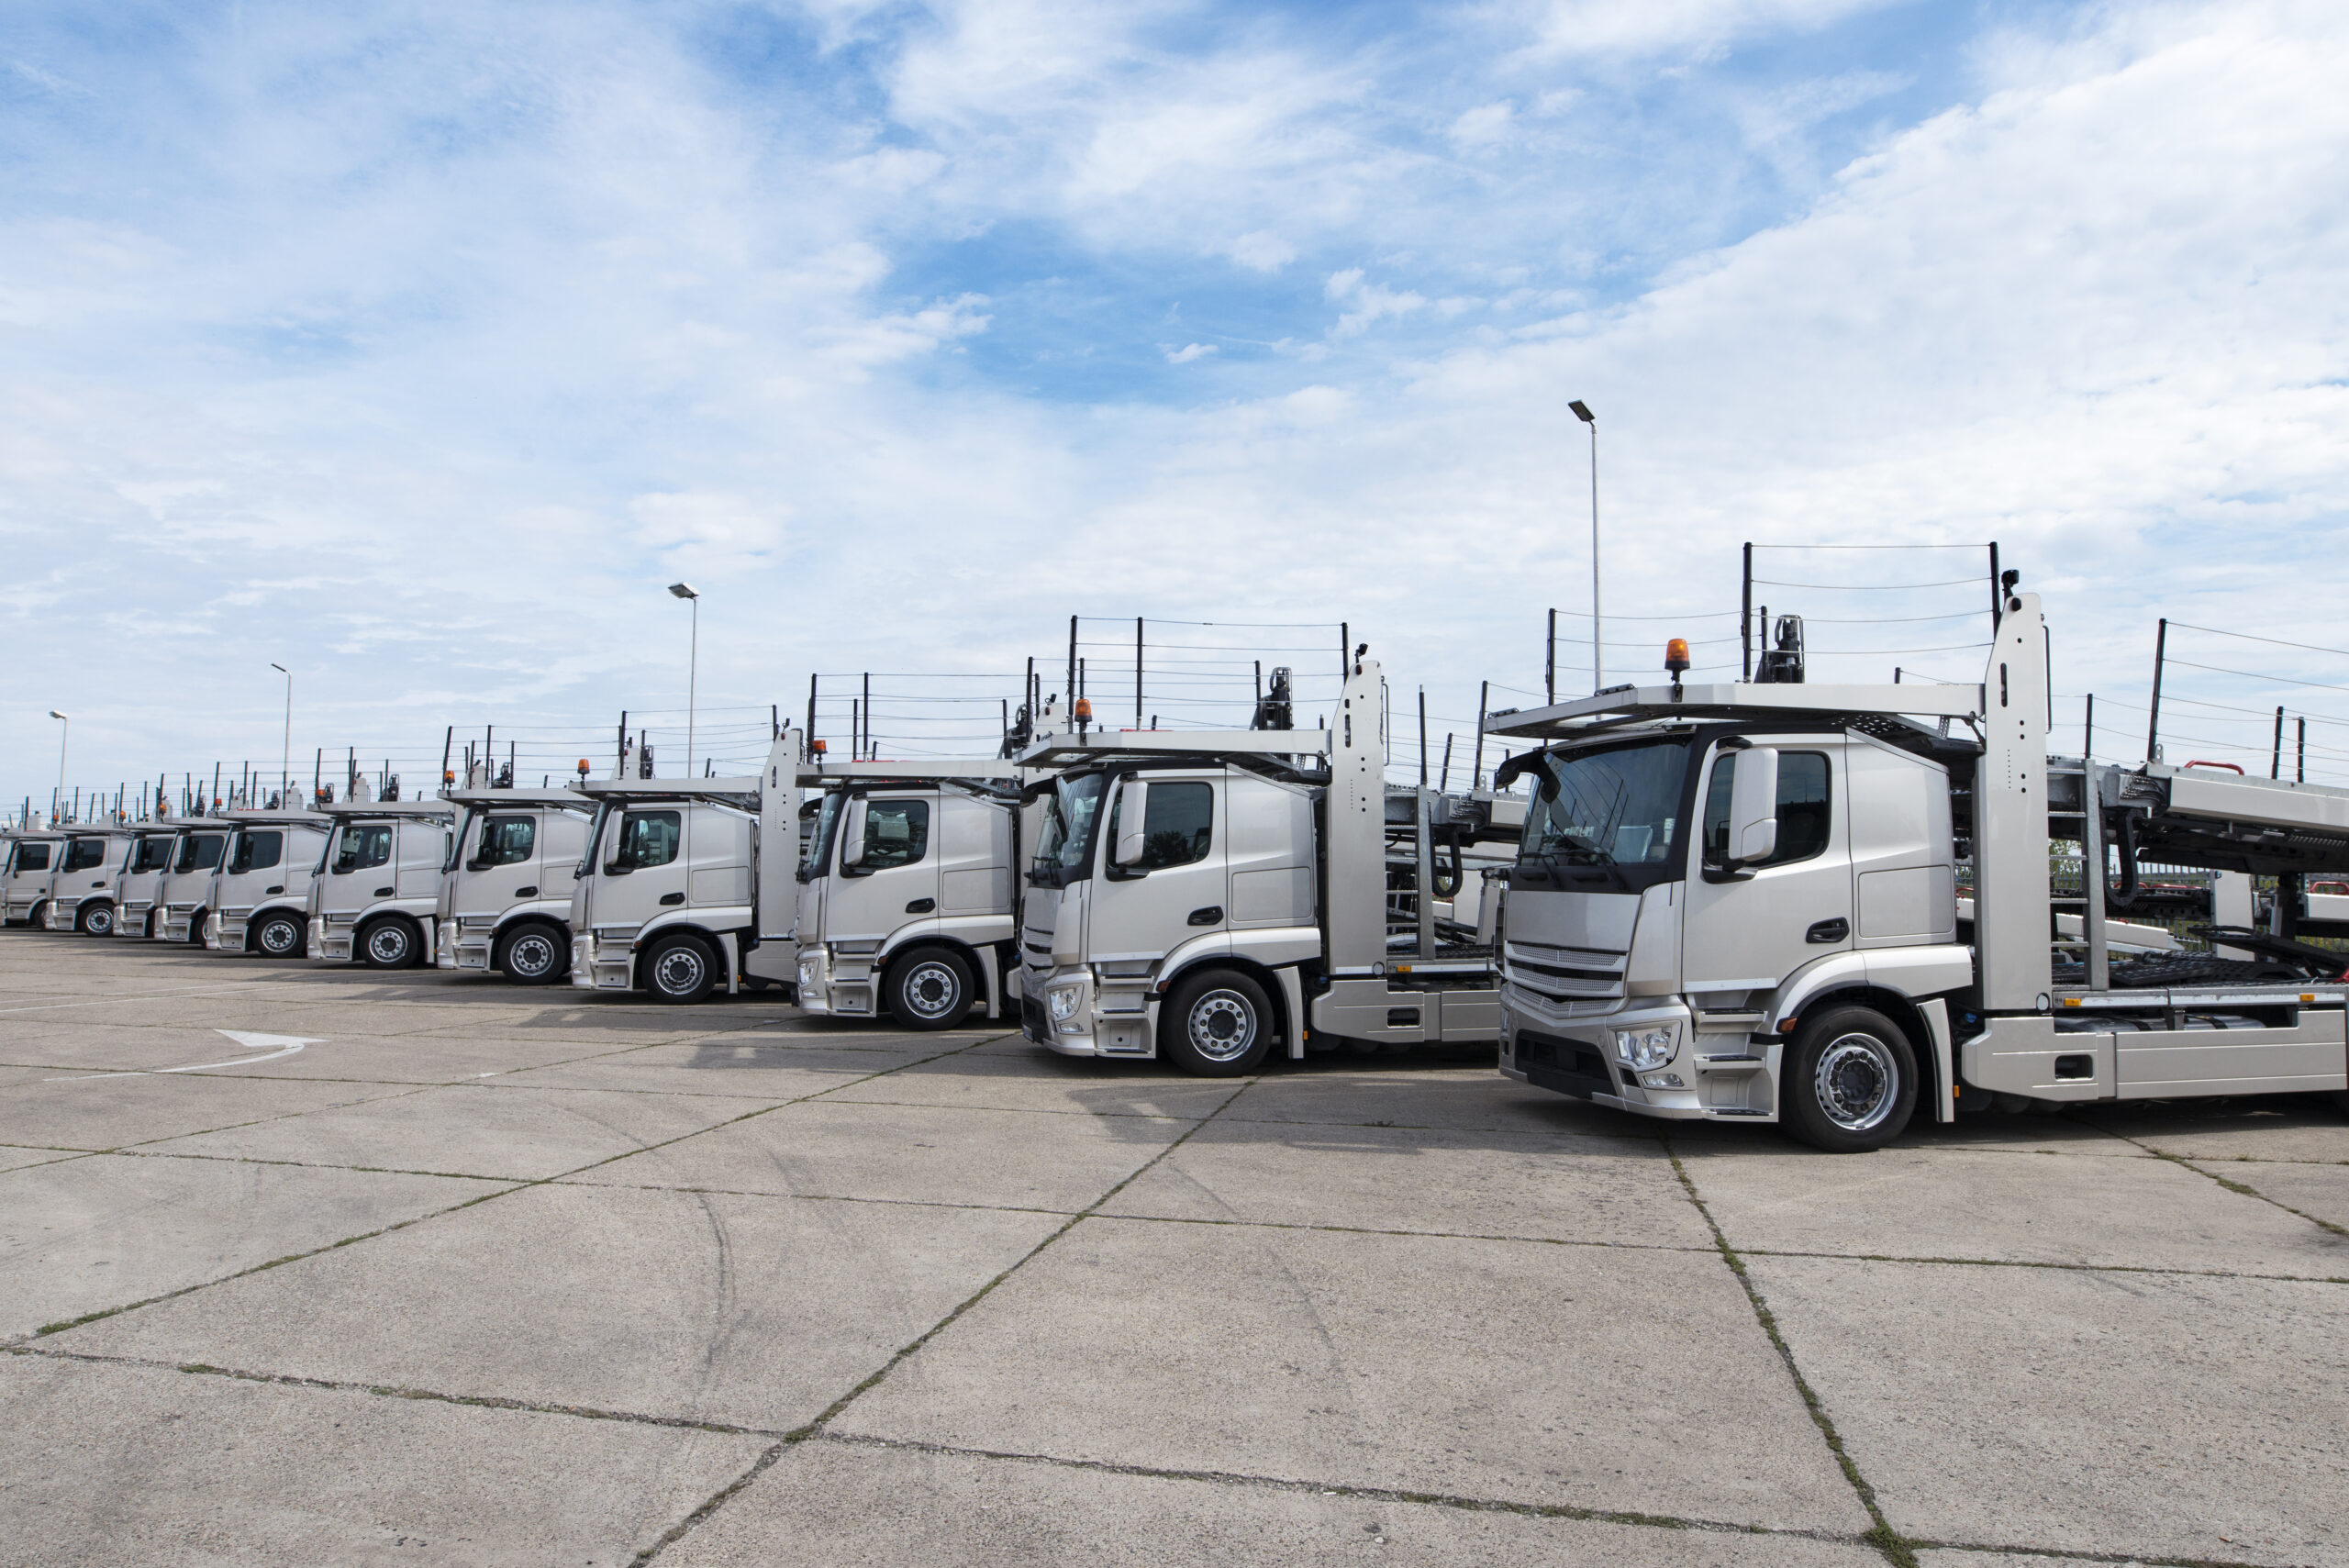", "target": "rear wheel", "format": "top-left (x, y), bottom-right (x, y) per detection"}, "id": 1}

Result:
top-left (1161, 969), bottom-right (1275, 1076)
top-left (642, 933), bottom-right (718, 1004)
top-left (359, 917), bottom-right (421, 969)
top-left (254, 911), bottom-right (306, 958)
top-left (1782, 1006), bottom-right (1918, 1152)
top-left (495, 923), bottom-right (567, 985)
top-left (76, 901), bottom-right (115, 937)
top-left (887, 947), bottom-right (974, 1029)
